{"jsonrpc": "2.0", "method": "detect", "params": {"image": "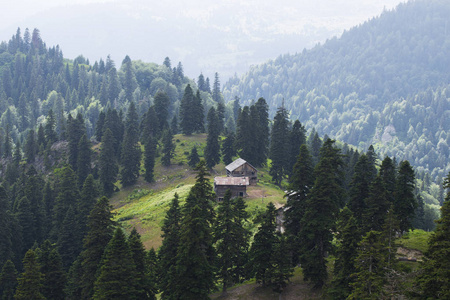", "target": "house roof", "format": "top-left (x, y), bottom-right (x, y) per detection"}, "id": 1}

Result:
top-left (214, 176), bottom-right (250, 186)
top-left (225, 158), bottom-right (257, 172)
